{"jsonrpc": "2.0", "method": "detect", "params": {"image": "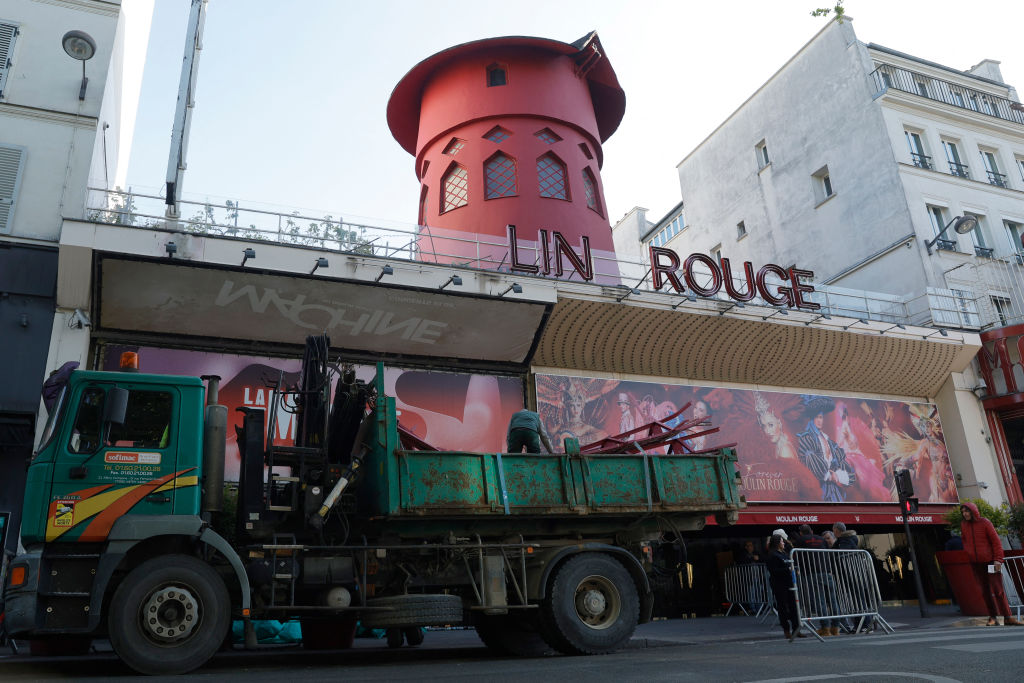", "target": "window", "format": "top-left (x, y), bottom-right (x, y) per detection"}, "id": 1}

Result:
top-left (483, 126), bottom-right (511, 144)
top-left (648, 214), bottom-right (686, 248)
top-left (992, 296), bottom-right (1015, 326)
top-left (952, 90), bottom-right (966, 108)
top-left (980, 149), bottom-right (1007, 187)
top-left (0, 144), bottom-right (25, 234)
top-left (537, 153), bottom-right (568, 200)
top-left (418, 185), bottom-right (428, 225)
top-left (880, 71), bottom-right (893, 89)
top-left (582, 167), bottom-right (602, 216)
top-left (67, 387), bottom-right (173, 454)
top-left (942, 140), bottom-right (969, 178)
top-left (578, 143), bottom-right (593, 160)
top-left (420, 159), bottom-right (429, 179)
top-left (484, 152), bottom-right (517, 199)
top-left (68, 387), bottom-right (106, 454)
top-left (964, 212), bottom-right (991, 256)
top-left (108, 391), bottom-right (173, 449)
top-left (755, 140), bottom-right (770, 170)
top-left (0, 22), bottom-right (17, 99)
top-left (915, 80), bottom-right (929, 97)
top-left (927, 205), bottom-right (948, 238)
top-left (737, 221), bottom-right (747, 239)
top-left (712, 244), bottom-right (723, 263)
top-left (1017, 157), bottom-right (1024, 184)
top-left (486, 63), bottom-right (507, 87)
top-left (904, 130), bottom-right (931, 169)
top-left (534, 128), bottom-right (561, 145)
top-left (443, 138), bottom-right (465, 156)
top-left (812, 165), bottom-right (833, 204)
top-left (441, 163), bottom-right (469, 213)
top-left (1004, 220), bottom-right (1024, 256)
